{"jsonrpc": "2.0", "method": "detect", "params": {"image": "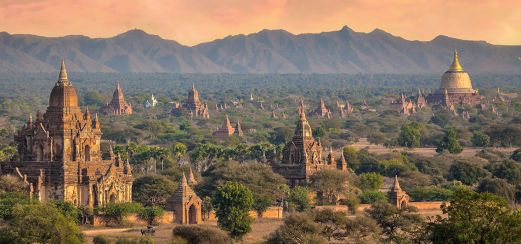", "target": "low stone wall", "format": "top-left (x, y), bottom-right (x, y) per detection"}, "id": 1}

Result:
top-left (93, 211), bottom-right (174, 226)
top-left (205, 206), bottom-right (284, 221)
top-left (93, 207), bottom-right (283, 226)
top-left (313, 201), bottom-right (444, 214)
